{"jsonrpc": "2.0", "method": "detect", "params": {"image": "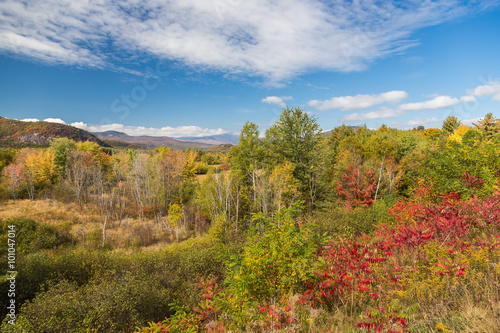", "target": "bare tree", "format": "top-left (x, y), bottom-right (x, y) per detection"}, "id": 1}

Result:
top-left (3, 164), bottom-right (22, 200)
top-left (128, 153), bottom-right (162, 219)
top-left (65, 150), bottom-right (94, 210)
top-left (159, 149), bottom-right (186, 212)
top-left (90, 163), bottom-right (115, 246)
top-left (109, 151), bottom-right (131, 225)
